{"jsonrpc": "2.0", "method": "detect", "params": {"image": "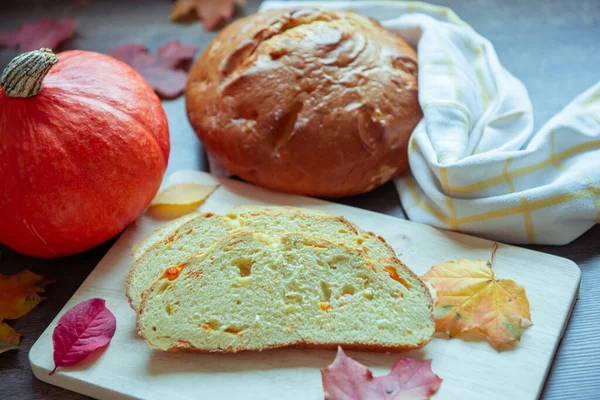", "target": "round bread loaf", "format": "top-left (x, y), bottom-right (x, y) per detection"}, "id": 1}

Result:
top-left (186, 8), bottom-right (422, 197)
